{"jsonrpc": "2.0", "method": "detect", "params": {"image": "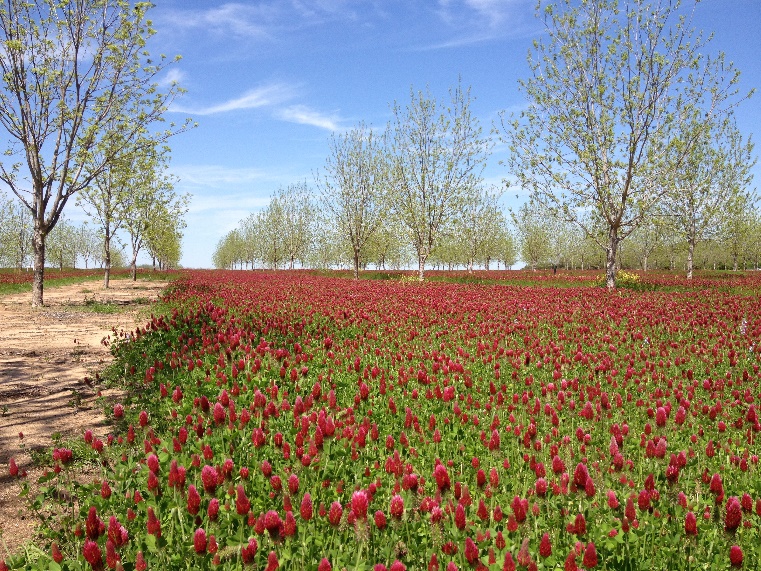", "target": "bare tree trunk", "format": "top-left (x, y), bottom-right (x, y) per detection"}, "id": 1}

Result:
top-left (686, 237), bottom-right (695, 279)
top-left (605, 227), bottom-right (620, 289)
top-left (418, 254), bottom-right (426, 281)
top-left (642, 255), bottom-right (648, 272)
top-left (103, 225), bottom-right (112, 289)
top-left (104, 246), bottom-right (111, 289)
top-left (353, 250), bottom-right (360, 280)
top-left (32, 227), bottom-right (45, 307)
top-left (467, 258), bottom-right (474, 274)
